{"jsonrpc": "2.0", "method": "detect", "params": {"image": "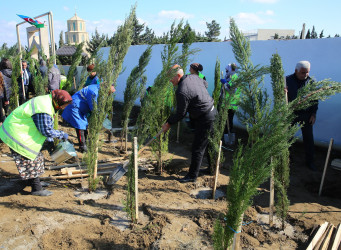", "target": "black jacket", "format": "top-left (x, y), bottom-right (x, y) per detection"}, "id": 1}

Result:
top-left (286, 73), bottom-right (318, 116)
top-left (167, 74), bottom-right (214, 125)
